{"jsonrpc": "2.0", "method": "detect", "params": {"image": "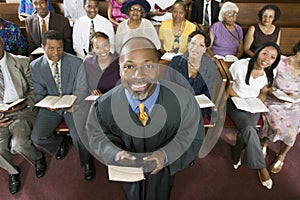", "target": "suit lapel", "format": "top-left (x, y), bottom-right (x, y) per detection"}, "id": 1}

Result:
top-left (40, 56), bottom-right (58, 93)
top-left (6, 54), bottom-right (22, 98)
top-left (33, 15), bottom-right (42, 45)
top-left (60, 54), bottom-right (71, 94)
